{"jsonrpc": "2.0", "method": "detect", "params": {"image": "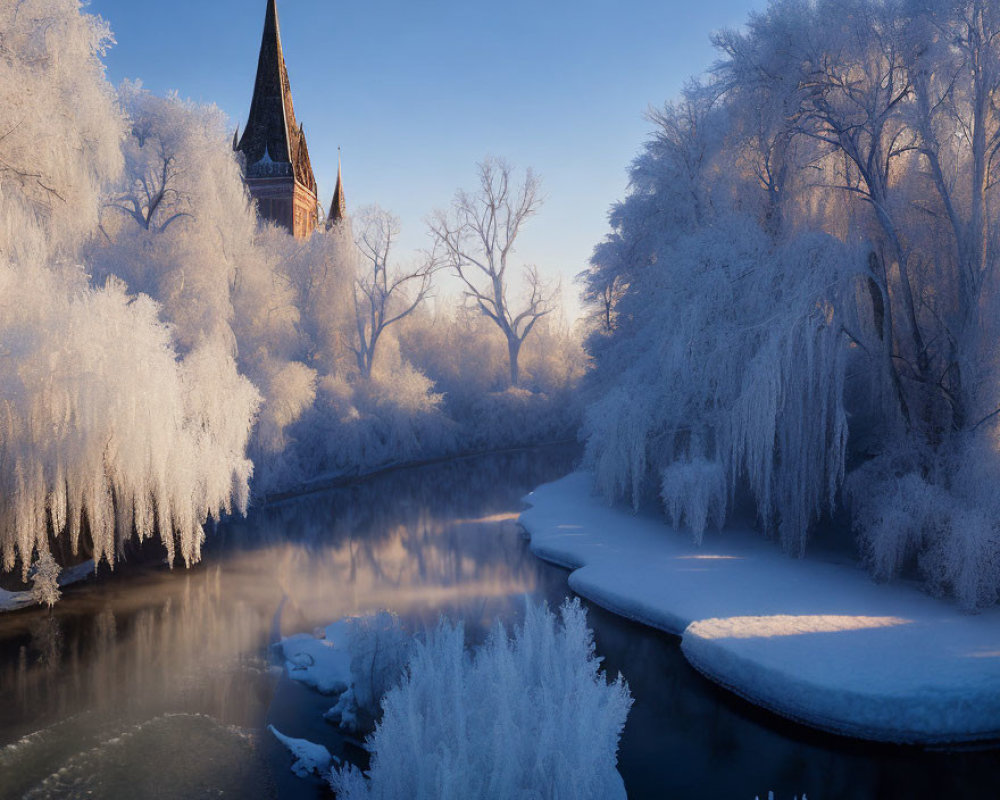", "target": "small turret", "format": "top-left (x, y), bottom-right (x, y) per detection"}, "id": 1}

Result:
top-left (327, 152), bottom-right (346, 229)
